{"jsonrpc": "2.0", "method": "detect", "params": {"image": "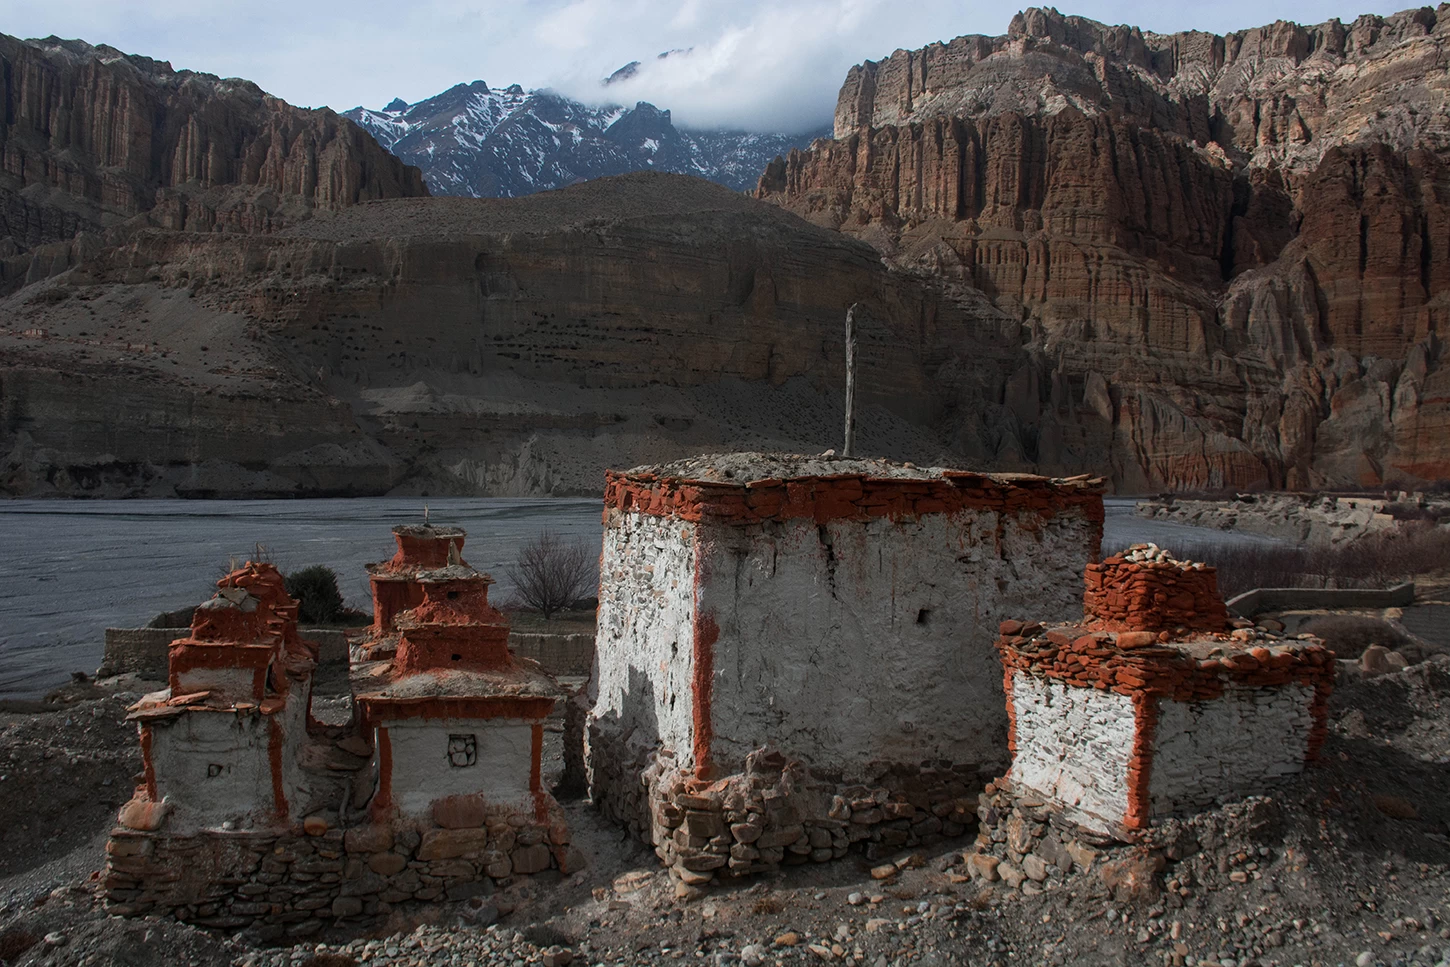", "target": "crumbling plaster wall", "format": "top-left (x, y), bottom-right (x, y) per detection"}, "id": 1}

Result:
top-left (148, 684), bottom-right (311, 829)
top-left (591, 510), bottom-right (699, 764)
top-left (699, 509), bottom-right (1098, 776)
top-left (1148, 685), bottom-right (1317, 814)
top-left (1007, 673), bottom-right (1136, 829)
top-left (382, 718), bottom-right (535, 816)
